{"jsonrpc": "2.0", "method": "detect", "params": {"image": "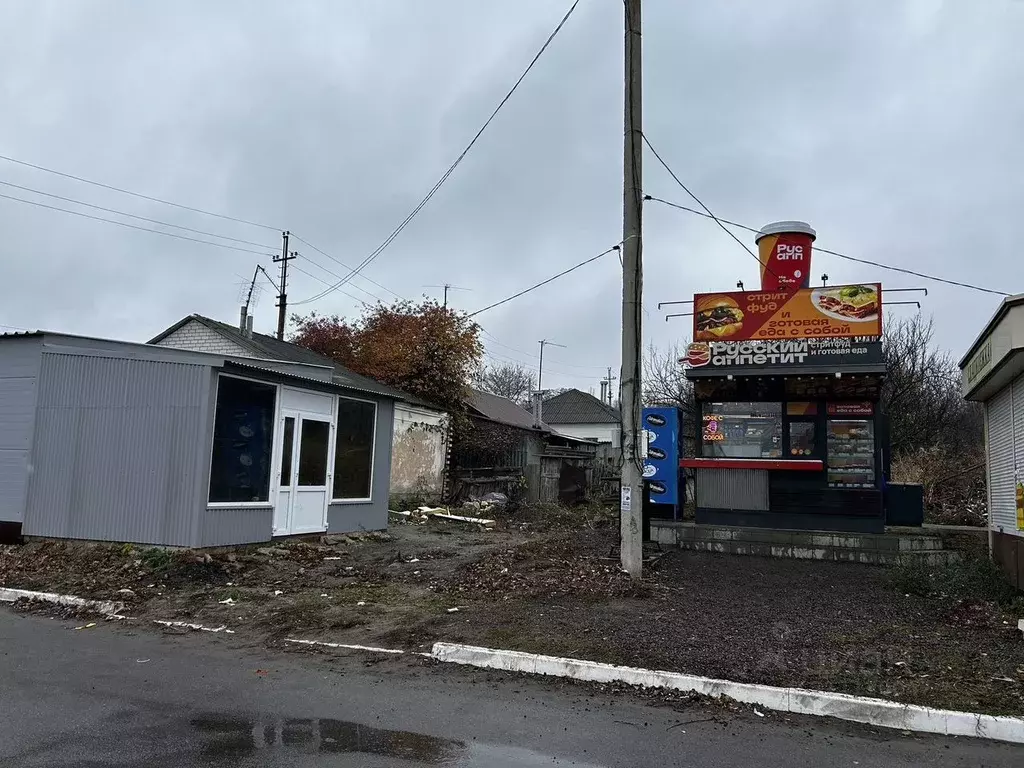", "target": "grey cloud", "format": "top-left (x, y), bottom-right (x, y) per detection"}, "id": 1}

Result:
top-left (0, 0), bottom-right (1020, 393)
